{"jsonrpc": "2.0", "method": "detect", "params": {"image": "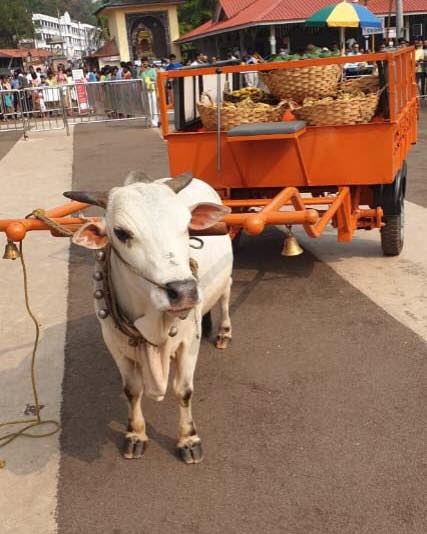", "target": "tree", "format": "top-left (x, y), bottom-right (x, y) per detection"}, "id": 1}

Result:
top-left (0, 0), bottom-right (34, 48)
top-left (178, 0), bottom-right (216, 35)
